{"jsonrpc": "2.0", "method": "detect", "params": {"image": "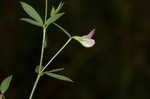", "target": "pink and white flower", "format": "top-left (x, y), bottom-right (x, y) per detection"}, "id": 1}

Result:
top-left (72, 29), bottom-right (95, 48)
